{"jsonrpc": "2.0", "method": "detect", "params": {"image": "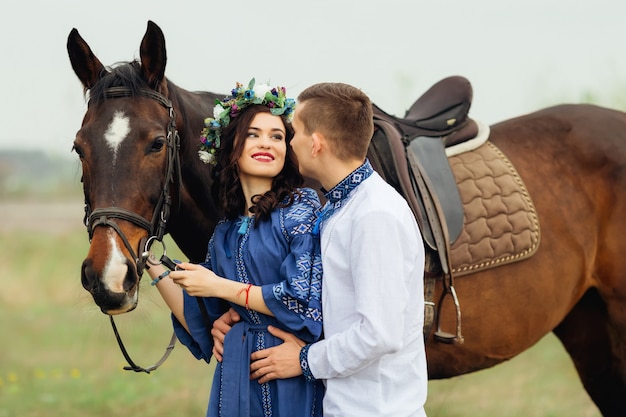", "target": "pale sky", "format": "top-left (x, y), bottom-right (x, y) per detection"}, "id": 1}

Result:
top-left (2, 0), bottom-right (625, 155)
